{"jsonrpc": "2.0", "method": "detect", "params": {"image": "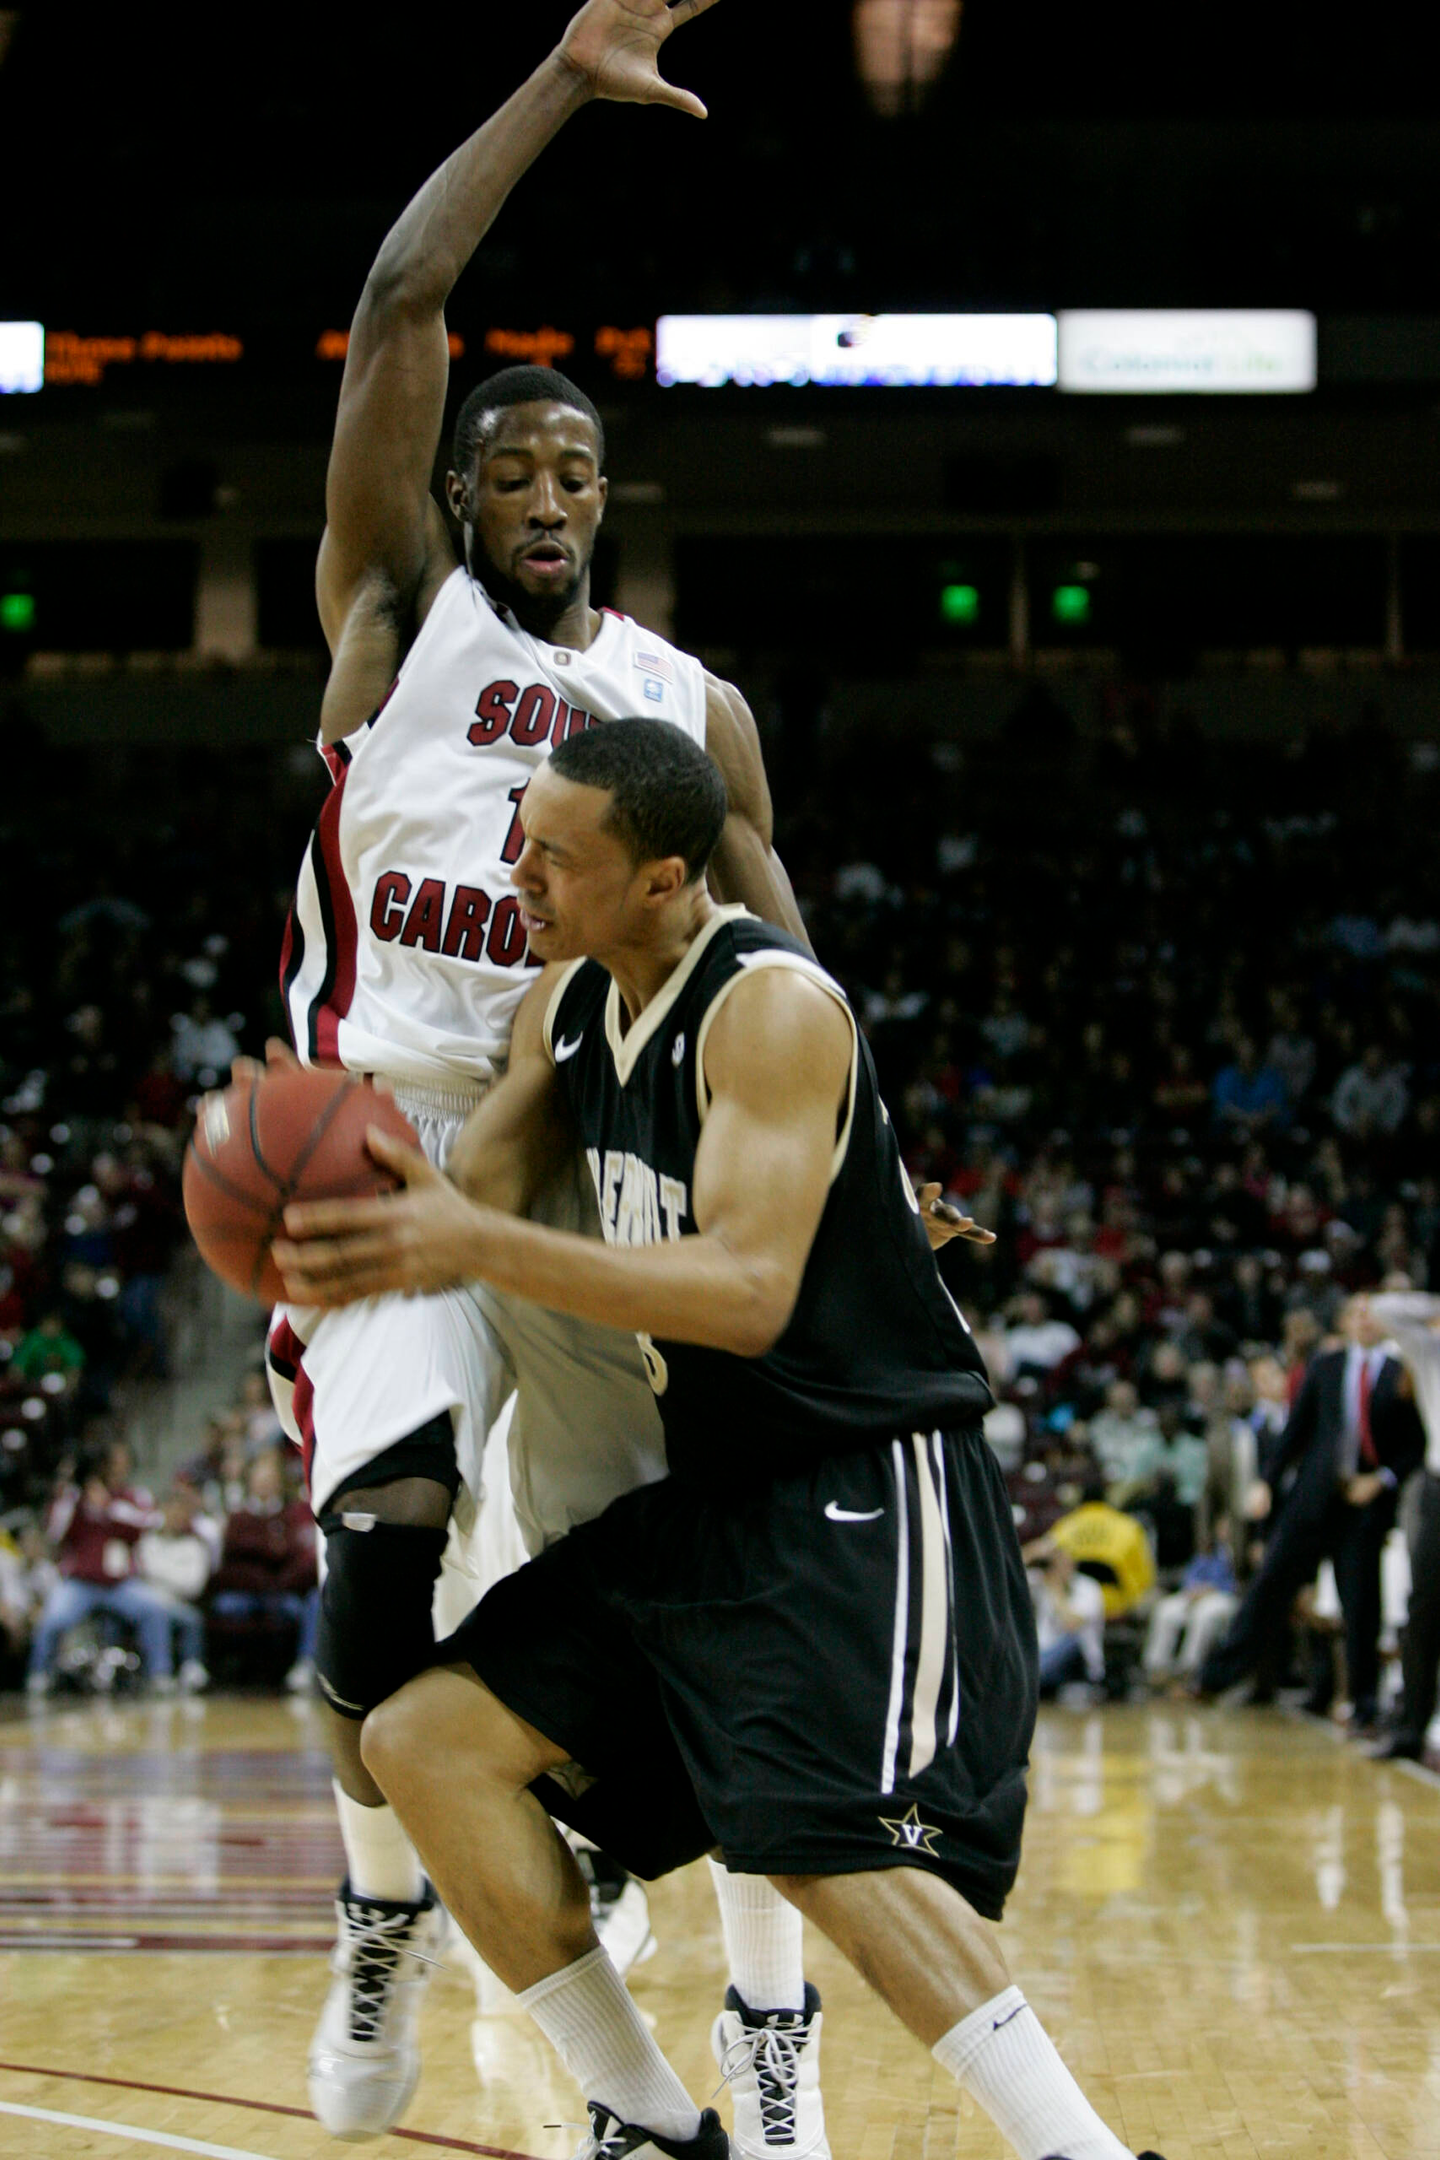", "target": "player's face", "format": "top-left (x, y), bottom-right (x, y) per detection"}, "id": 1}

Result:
top-left (511, 767), bottom-right (667, 961)
top-left (451, 402), bottom-right (607, 615)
